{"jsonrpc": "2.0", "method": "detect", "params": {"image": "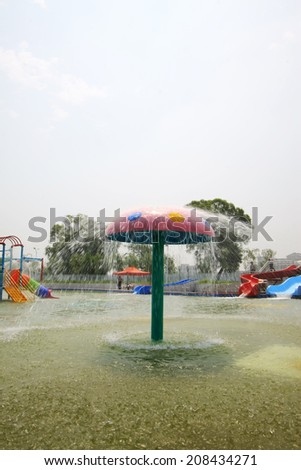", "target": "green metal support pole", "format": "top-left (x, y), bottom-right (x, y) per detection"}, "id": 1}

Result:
top-left (151, 231), bottom-right (165, 341)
